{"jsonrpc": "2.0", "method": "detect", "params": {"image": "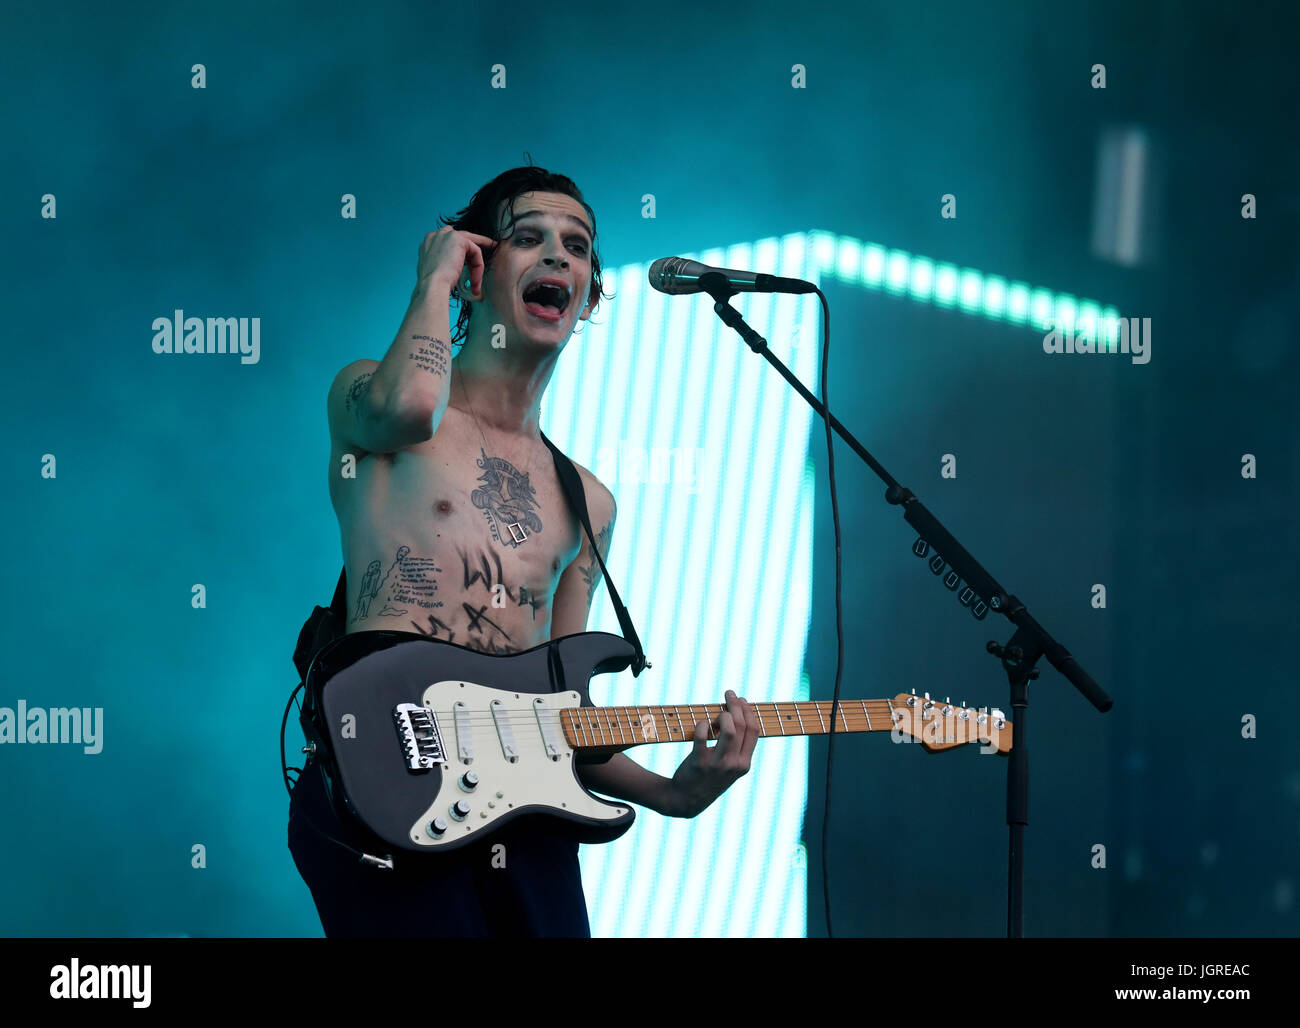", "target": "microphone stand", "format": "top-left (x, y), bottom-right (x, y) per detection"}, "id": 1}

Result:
top-left (698, 272), bottom-right (1113, 938)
